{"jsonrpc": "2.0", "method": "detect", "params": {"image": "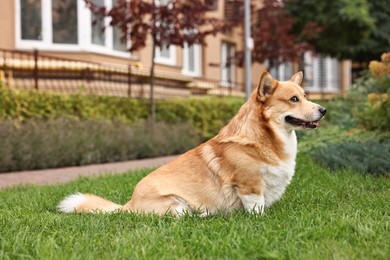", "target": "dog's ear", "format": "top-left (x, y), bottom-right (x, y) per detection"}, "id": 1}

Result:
top-left (290, 71), bottom-right (303, 86)
top-left (257, 71), bottom-right (276, 102)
